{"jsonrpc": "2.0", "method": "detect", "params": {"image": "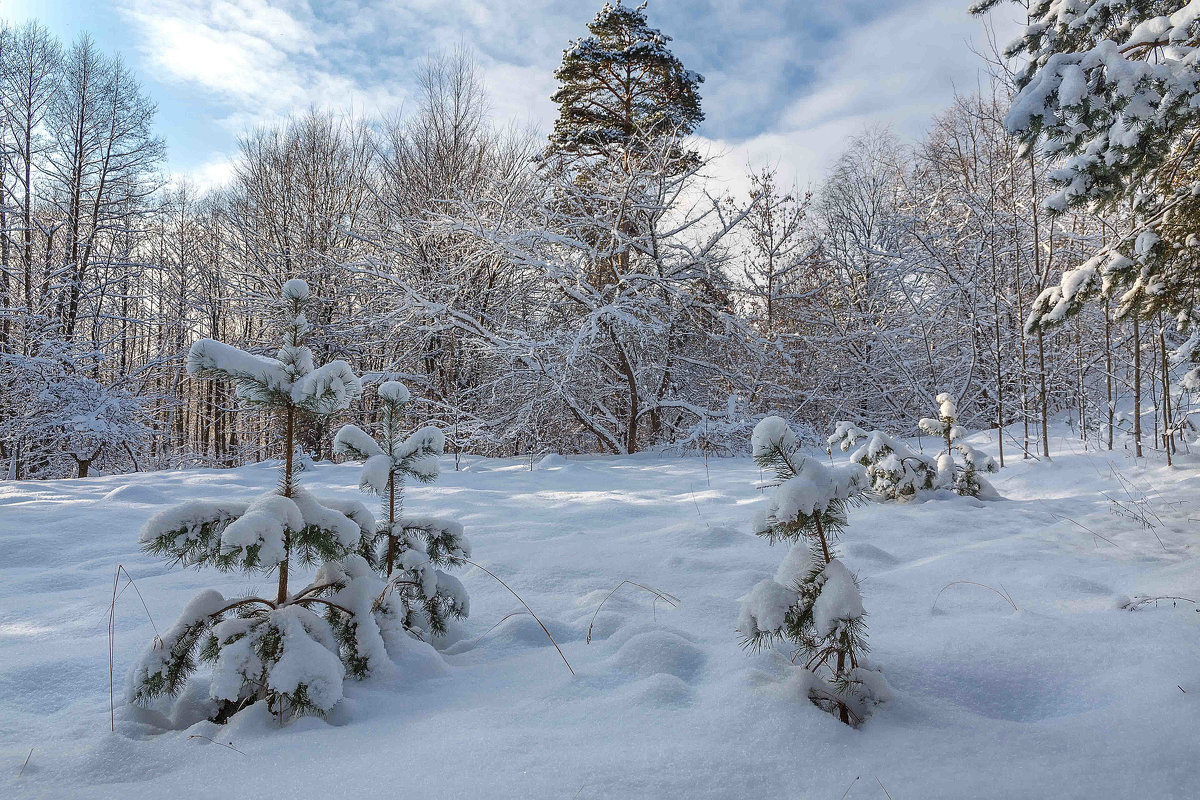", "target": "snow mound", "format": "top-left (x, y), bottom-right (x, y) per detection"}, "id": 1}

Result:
top-left (627, 672), bottom-right (695, 708)
top-left (844, 542), bottom-right (901, 565)
top-left (608, 629), bottom-right (706, 683)
top-left (683, 525), bottom-right (746, 549)
top-left (534, 453), bottom-right (568, 469)
top-left (479, 613), bottom-right (578, 650)
top-left (100, 484), bottom-right (169, 504)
